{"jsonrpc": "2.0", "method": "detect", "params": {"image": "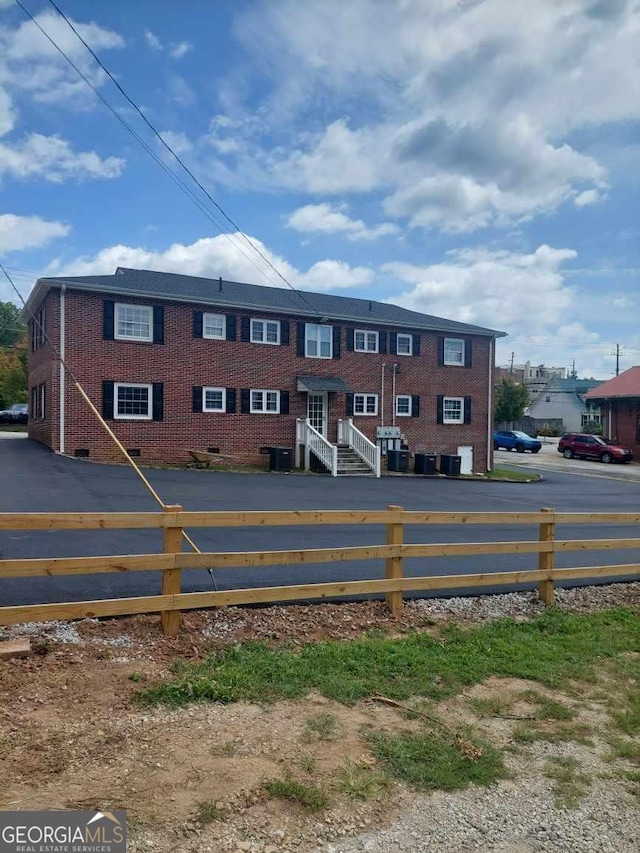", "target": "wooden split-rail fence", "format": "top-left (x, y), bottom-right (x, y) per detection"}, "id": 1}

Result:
top-left (0, 506), bottom-right (639, 637)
